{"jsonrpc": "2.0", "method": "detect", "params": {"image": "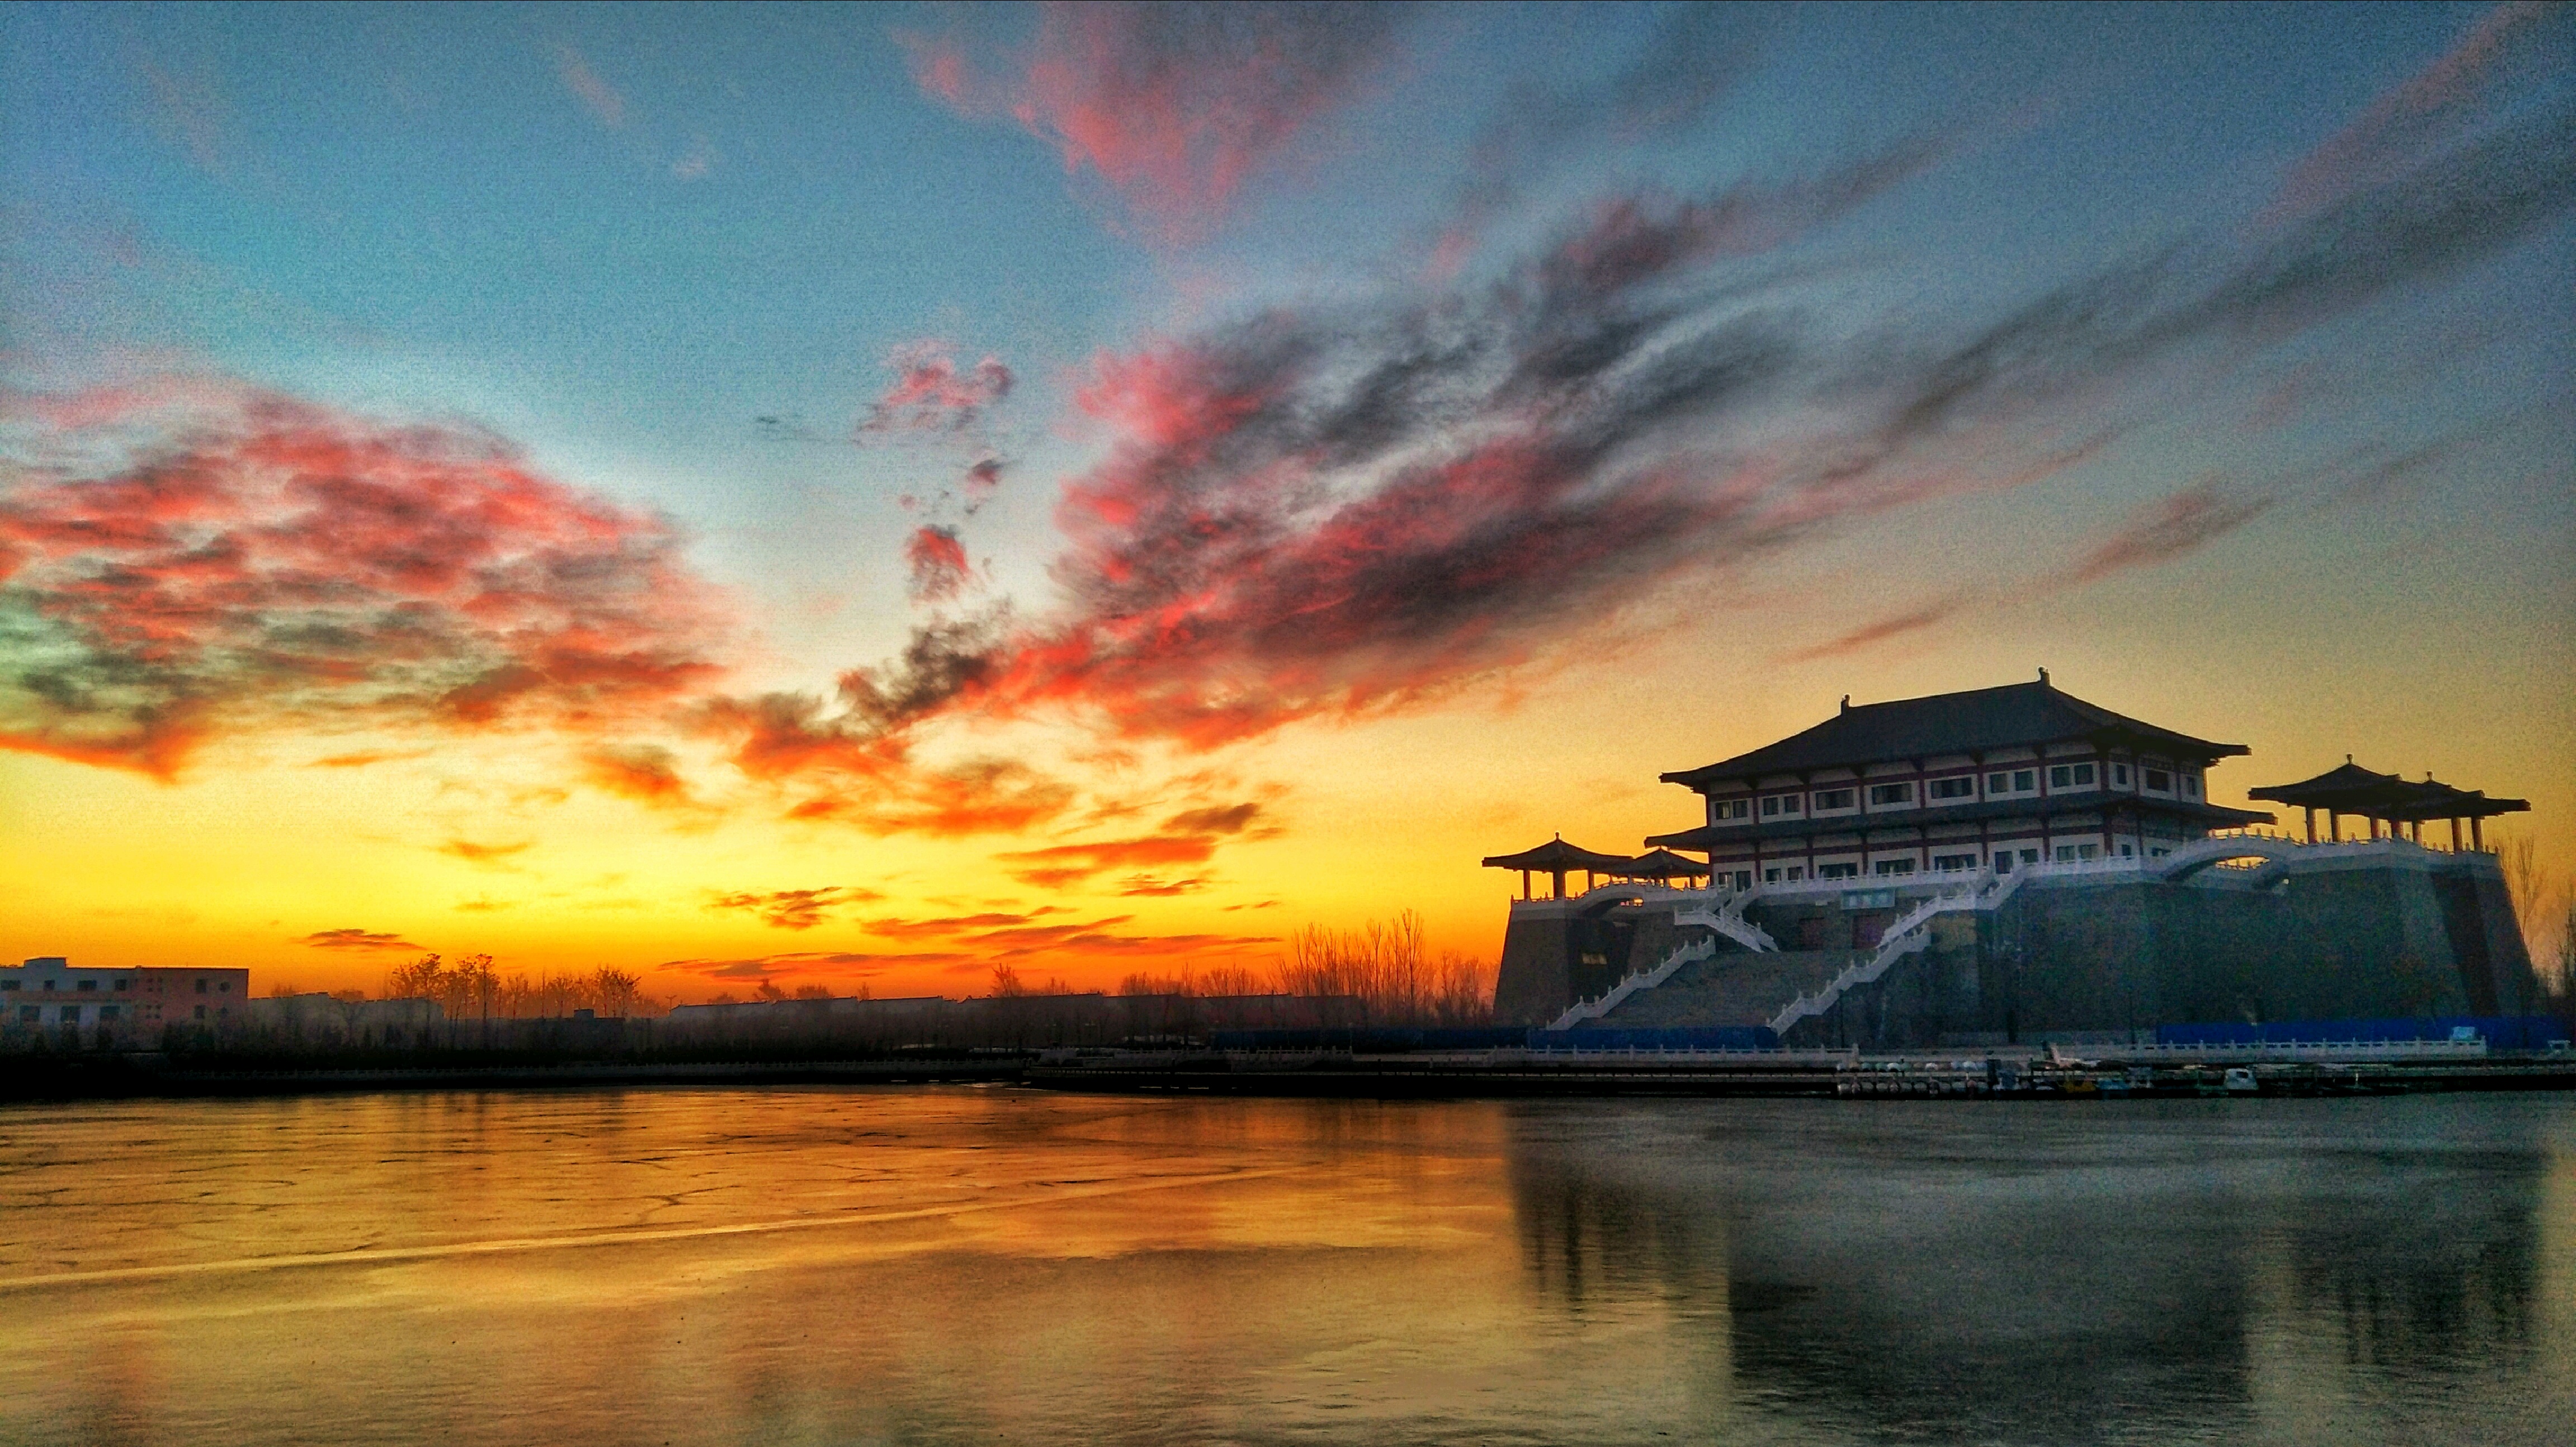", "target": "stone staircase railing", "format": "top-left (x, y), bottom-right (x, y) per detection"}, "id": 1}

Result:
top-left (1543, 936), bottom-right (1717, 1032)
top-left (1671, 893), bottom-right (1778, 953)
top-left (1765, 871), bottom-right (2026, 1036)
